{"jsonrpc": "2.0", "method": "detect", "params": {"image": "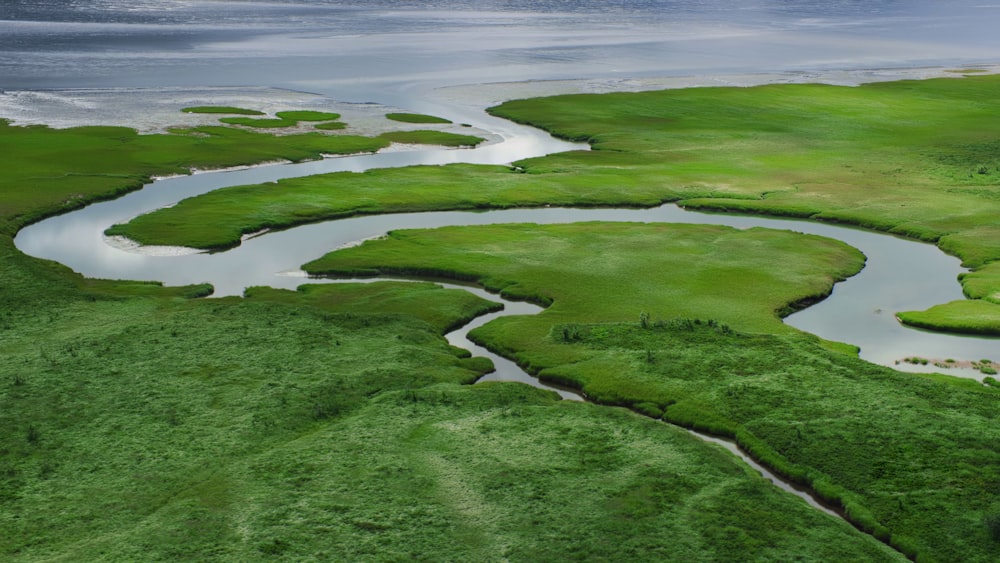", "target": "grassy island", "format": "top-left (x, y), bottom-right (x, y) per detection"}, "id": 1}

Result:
top-left (385, 112), bottom-right (452, 124)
